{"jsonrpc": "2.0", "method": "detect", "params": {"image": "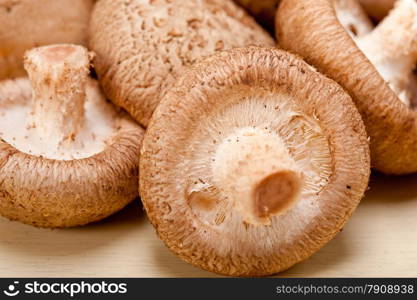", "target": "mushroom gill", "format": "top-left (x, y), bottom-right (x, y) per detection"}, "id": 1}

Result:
top-left (339, 0), bottom-right (417, 107)
top-left (0, 44), bottom-right (144, 228)
top-left (276, 0), bottom-right (417, 174)
top-left (233, 0), bottom-right (281, 32)
top-left (212, 127), bottom-right (303, 225)
top-left (140, 47), bottom-right (370, 276)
